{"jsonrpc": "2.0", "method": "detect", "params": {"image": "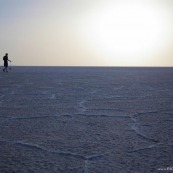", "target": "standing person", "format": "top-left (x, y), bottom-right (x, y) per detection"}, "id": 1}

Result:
top-left (3, 53), bottom-right (11, 72)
